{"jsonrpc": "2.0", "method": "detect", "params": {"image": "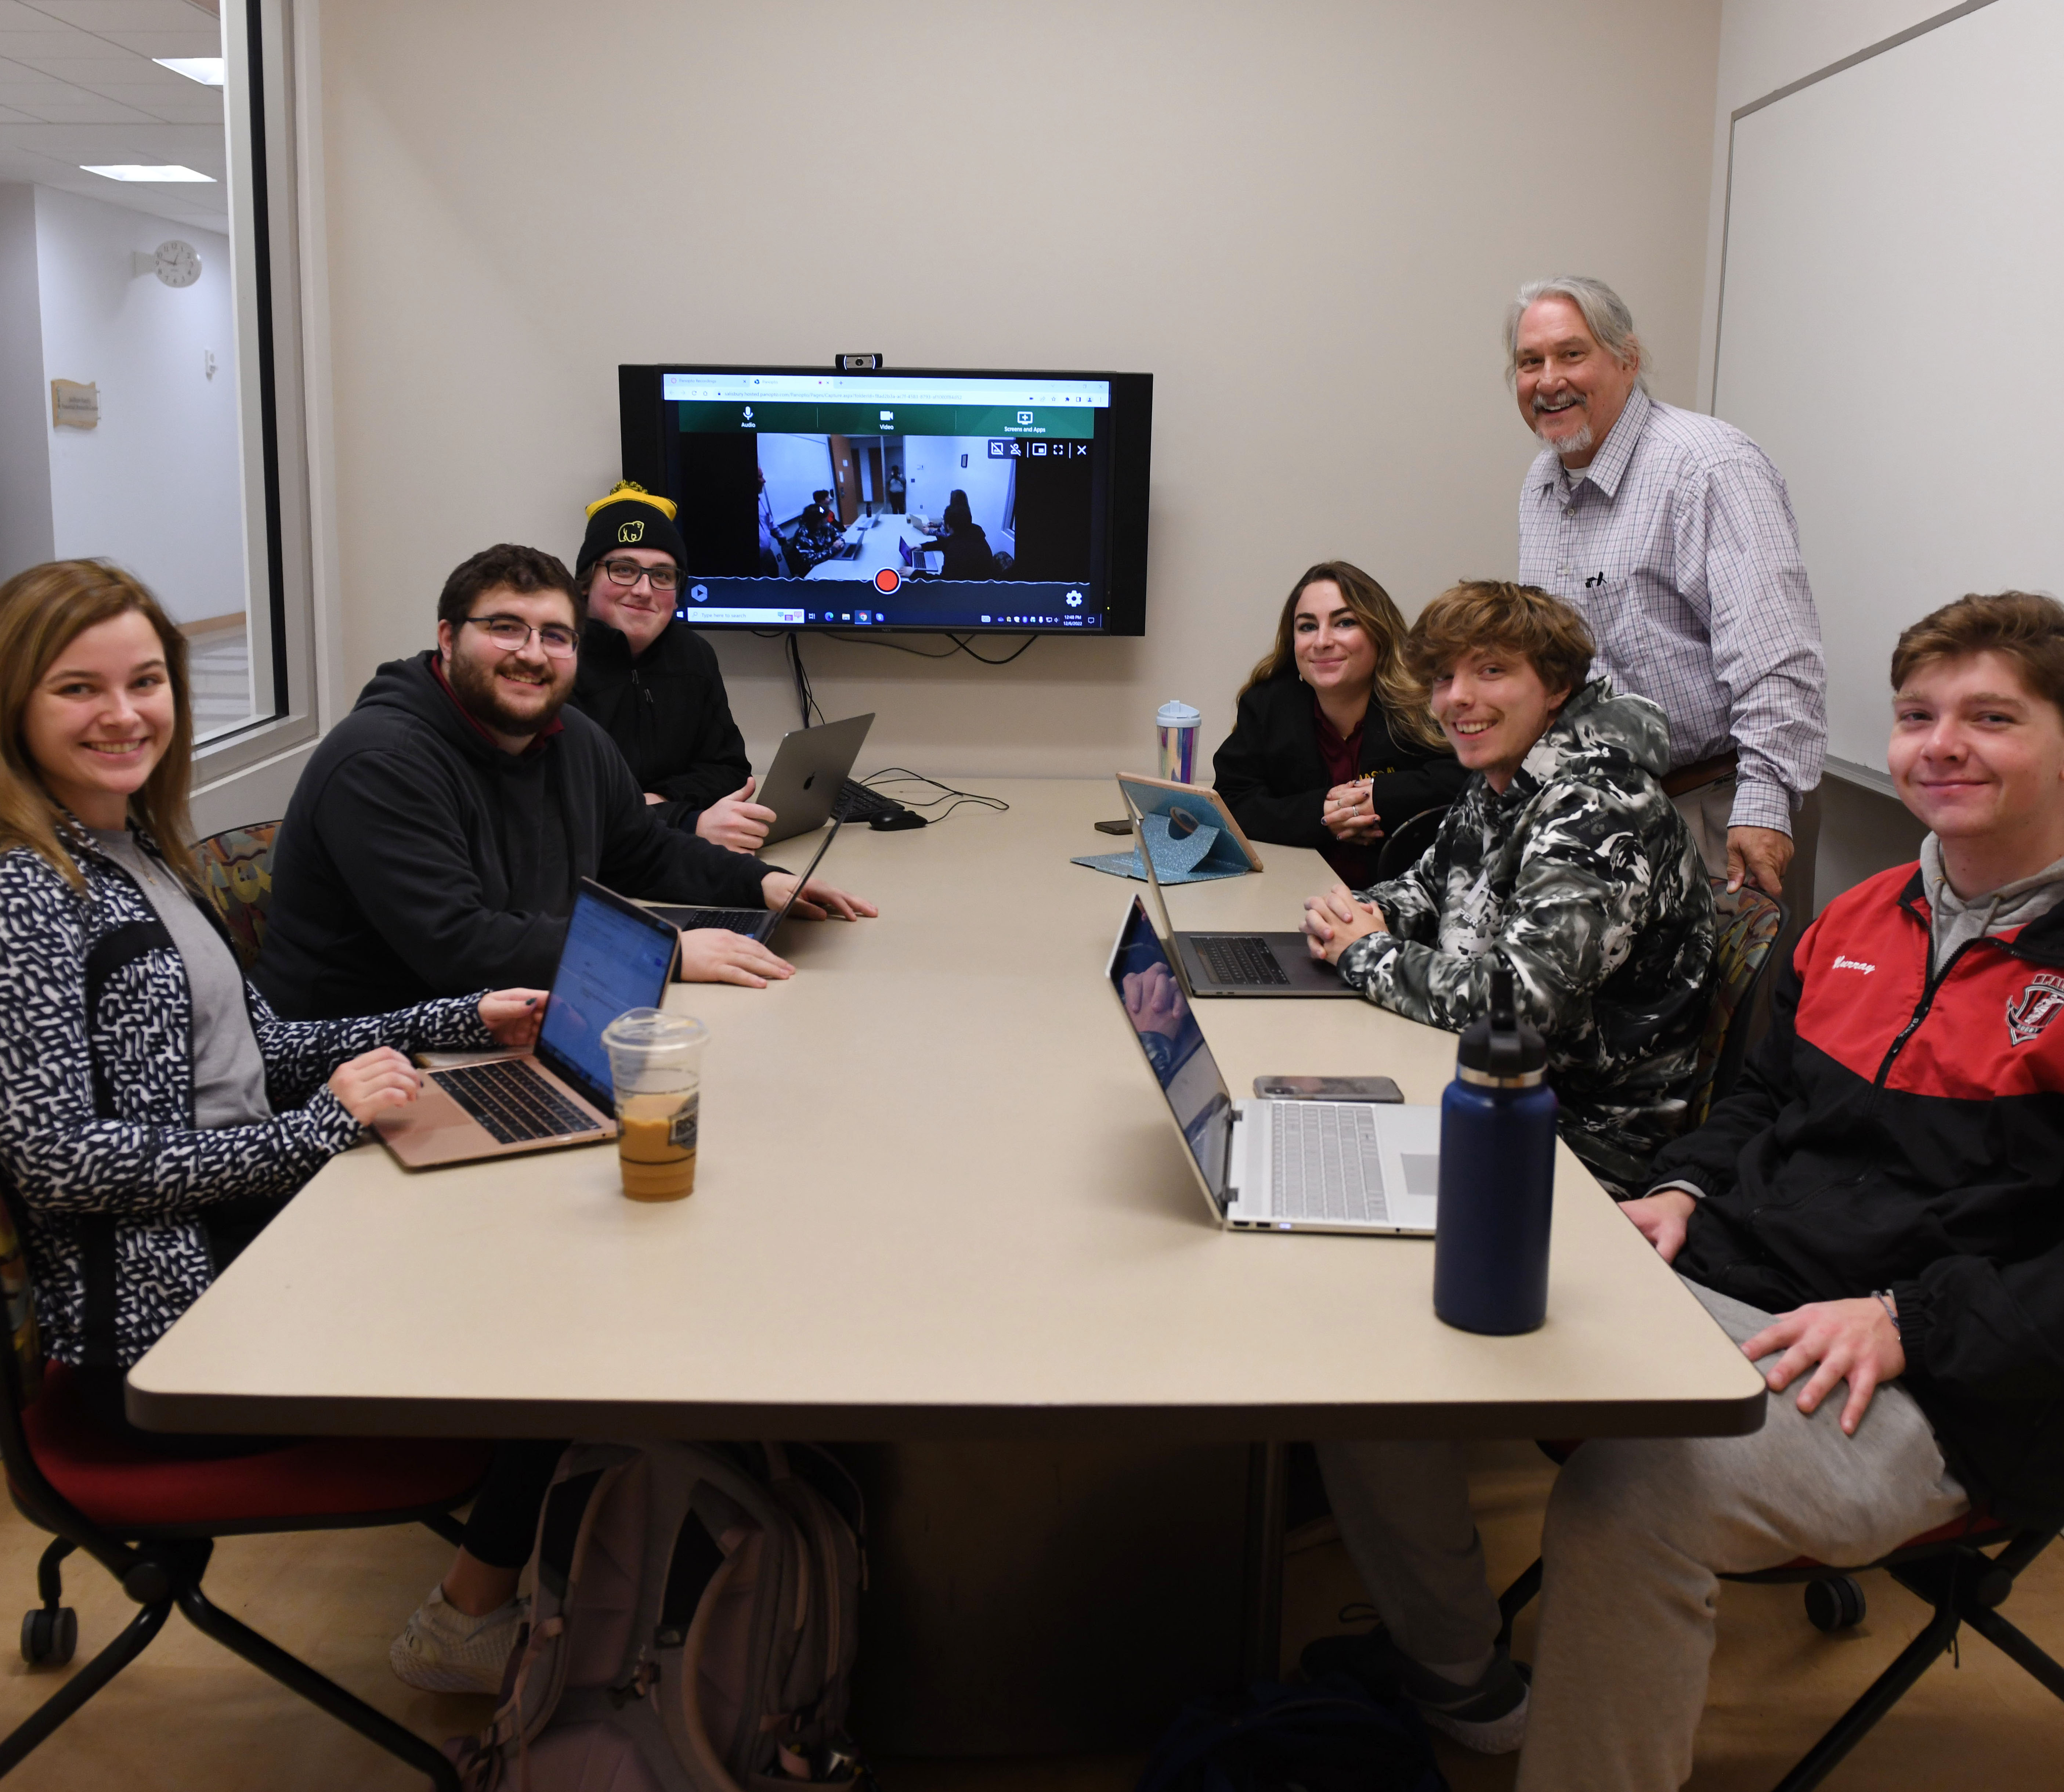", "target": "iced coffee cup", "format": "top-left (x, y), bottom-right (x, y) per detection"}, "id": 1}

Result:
top-left (599, 1009), bottom-right (708, 1203)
